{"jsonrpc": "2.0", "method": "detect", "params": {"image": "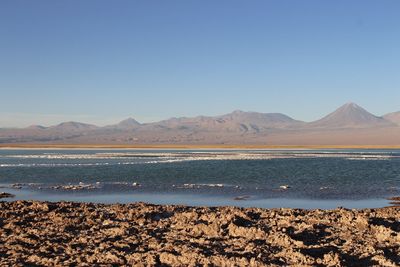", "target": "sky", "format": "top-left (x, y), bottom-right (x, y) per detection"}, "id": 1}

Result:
top-left (1, 0), bottom-right (400, 127)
